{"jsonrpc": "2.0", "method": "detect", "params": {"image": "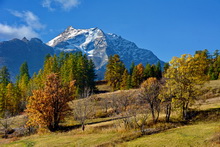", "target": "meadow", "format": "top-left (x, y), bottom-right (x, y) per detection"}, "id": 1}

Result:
top-left (0, 80), bottom-right (219, 147)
